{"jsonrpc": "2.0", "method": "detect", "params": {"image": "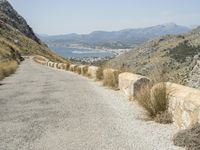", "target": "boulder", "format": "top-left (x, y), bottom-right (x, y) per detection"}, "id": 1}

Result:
top-left (87, 66), bottom-right (100, 79)
top-left (76, 65), bottom-right (87, 75)
top-left (118, 72), bottom-right (150, 100)
top-left (54, 63), bottom-right (58, 69)
top-left (69, 64), bottom-right (78, 72)
top-left (166, 82), bottom-right (200, 129)
top-left (57, 63), bottom-right (66, 69)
